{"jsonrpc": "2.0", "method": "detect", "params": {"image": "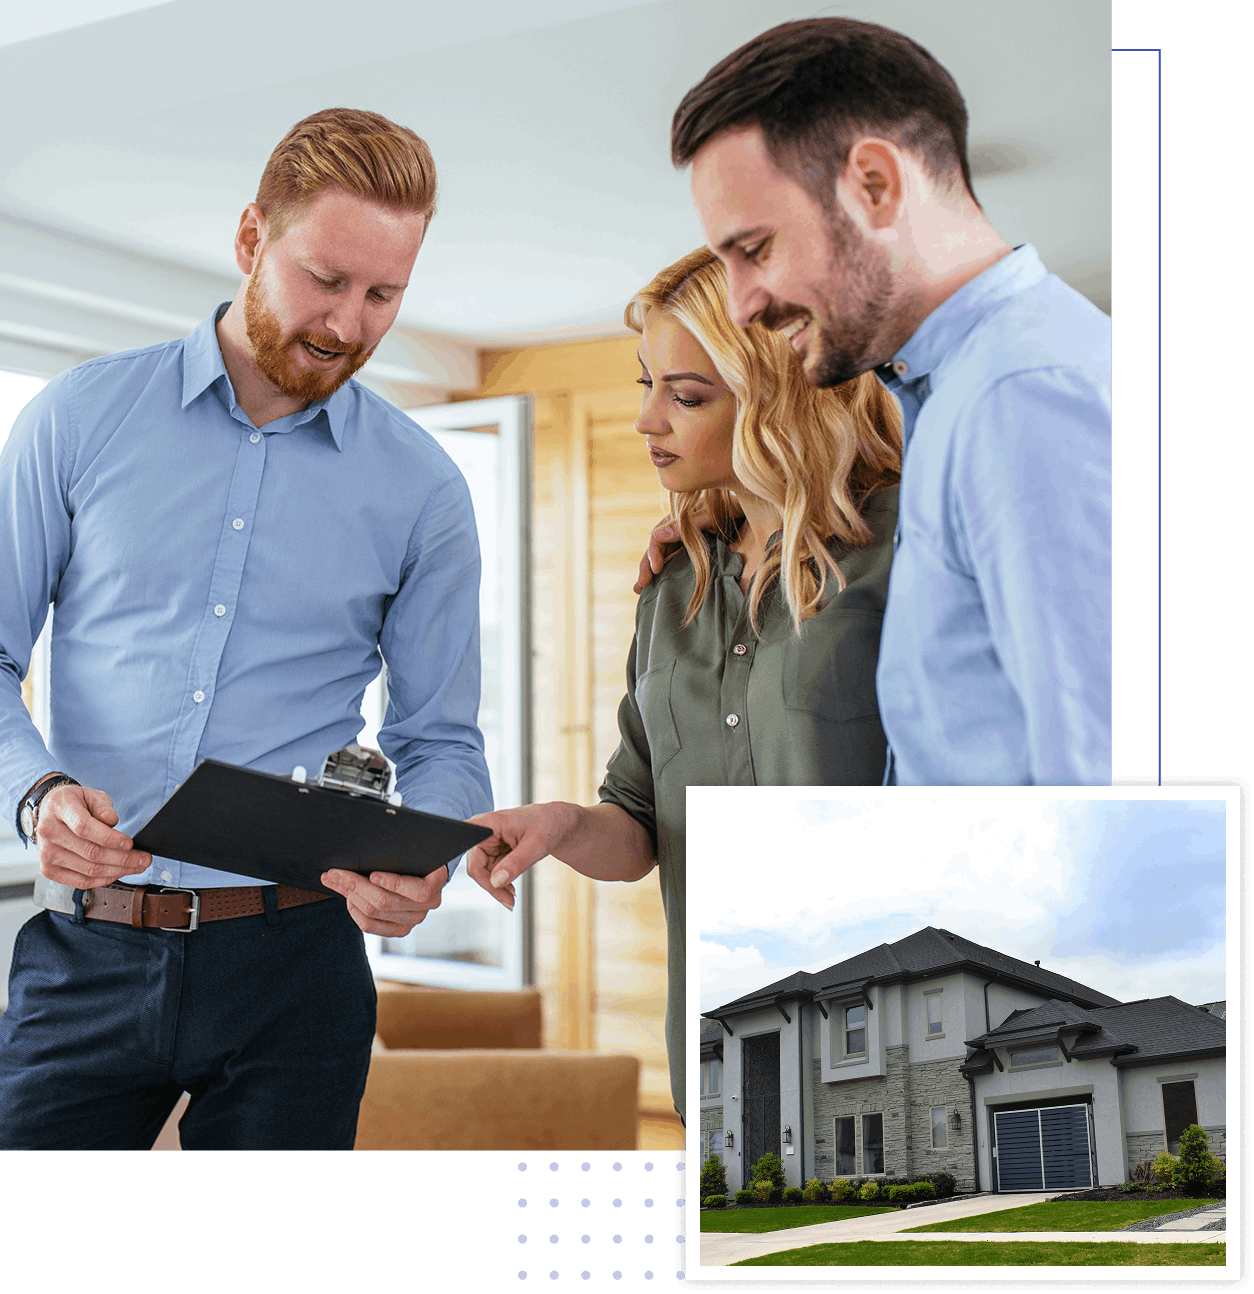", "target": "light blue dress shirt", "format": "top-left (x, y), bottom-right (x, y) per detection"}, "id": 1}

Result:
top-left (0, 306), bottom-right (492, 886)
top-left (875, 245), bottom-right (1111, 785)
